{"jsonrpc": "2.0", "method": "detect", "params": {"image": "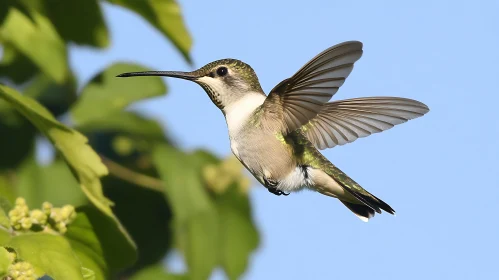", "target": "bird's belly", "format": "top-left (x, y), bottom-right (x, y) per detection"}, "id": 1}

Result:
top-left (229, 131), bottom-right (295, 184)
